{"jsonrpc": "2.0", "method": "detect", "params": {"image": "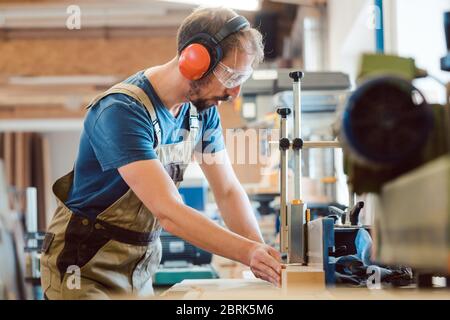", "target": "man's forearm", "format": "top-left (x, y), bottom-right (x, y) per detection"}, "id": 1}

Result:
top-left (216, 184), bottom-right (264, 243)
top-left (119, 159), bottom-right (258, 266)
top-left (159, 199), bottom-right (258, 266)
